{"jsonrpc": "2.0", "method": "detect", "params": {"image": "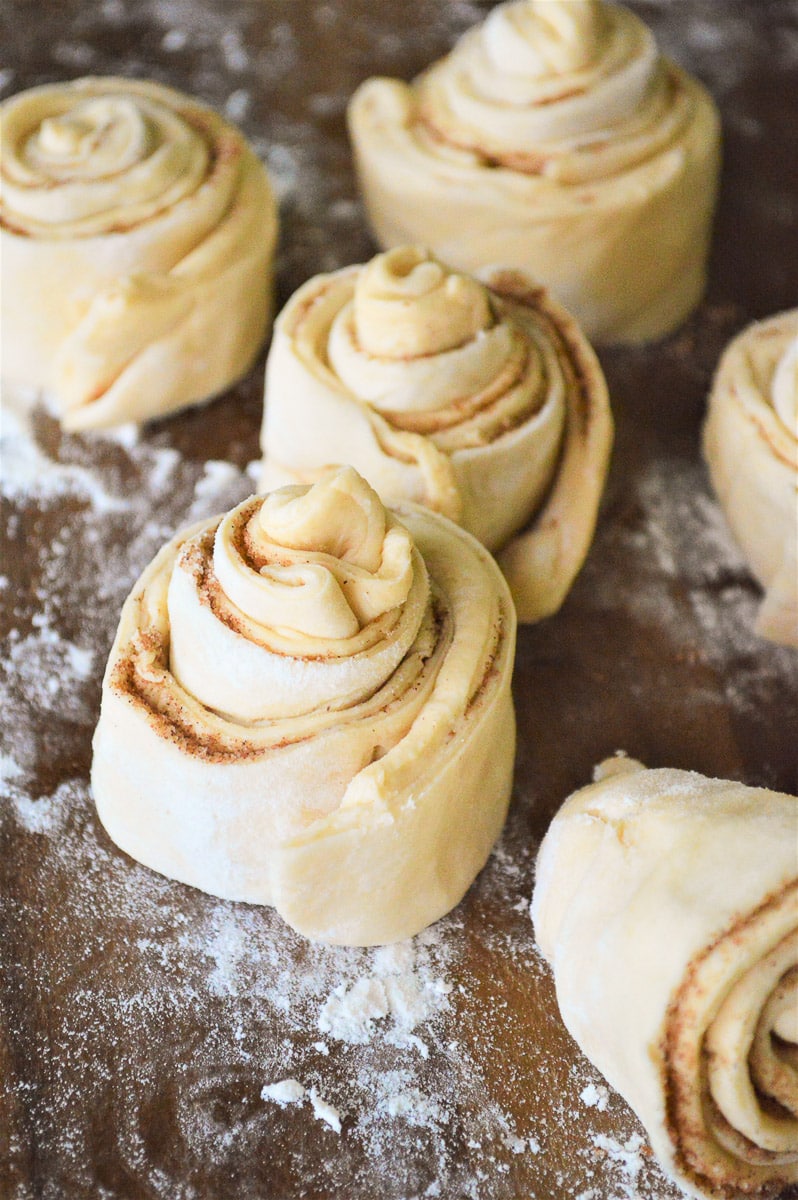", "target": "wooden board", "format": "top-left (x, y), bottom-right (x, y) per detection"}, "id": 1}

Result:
top-left (2, 2), bottom-right (797, 1197)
